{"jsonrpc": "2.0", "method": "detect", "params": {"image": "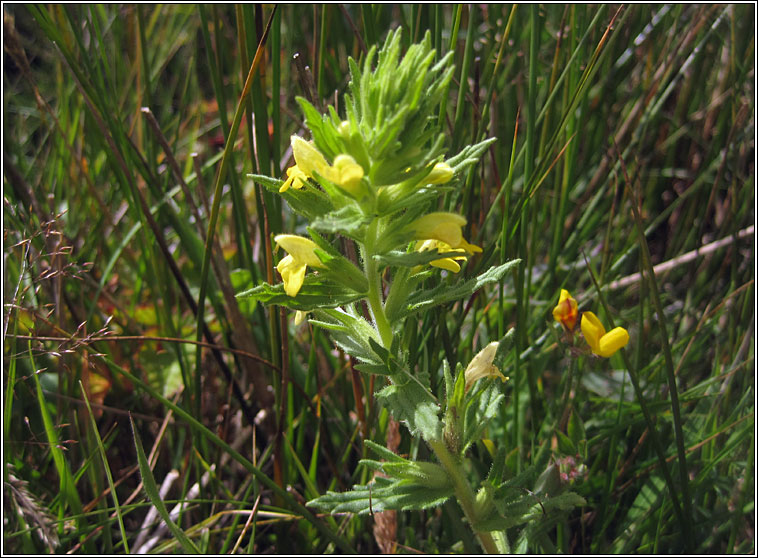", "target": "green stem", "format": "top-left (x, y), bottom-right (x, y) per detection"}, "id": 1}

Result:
top-left (429, 439), bottom-right (501, 554)
top-left (364, 220), bottom-right (393, 347)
